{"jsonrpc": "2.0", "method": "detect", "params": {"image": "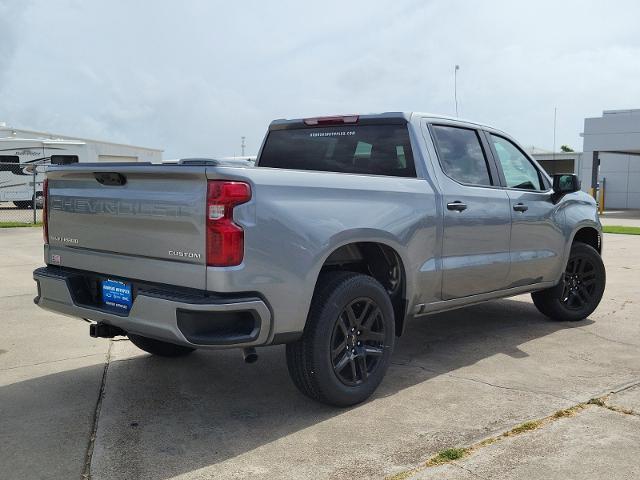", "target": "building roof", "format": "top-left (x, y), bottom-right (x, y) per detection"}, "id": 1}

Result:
top-left (0, 123), bottom-right (162, 152)
top-left (530, 151), bottom-right (582, 160)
